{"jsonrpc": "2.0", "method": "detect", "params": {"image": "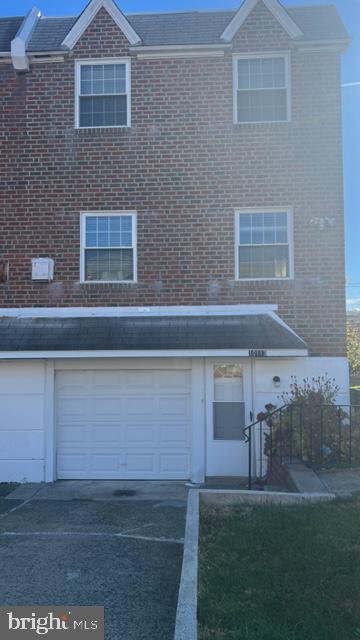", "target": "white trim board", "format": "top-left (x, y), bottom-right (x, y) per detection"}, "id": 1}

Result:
top-left (62, 0), bottom-right (141, 49)
top-left (221, 0), bottom-right (303, 42)
top-left (0, 349), bottom-right (308, 360)
top-left (136, 50), bottom-right (225, 60)
top-left (0, 305), bottom-right (278, 318)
